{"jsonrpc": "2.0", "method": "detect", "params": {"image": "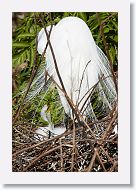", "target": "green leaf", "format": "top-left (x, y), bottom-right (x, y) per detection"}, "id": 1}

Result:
top-left (109, 46), bottom-right (116, 64)
top-left (104, 27), bottom-right (109, 33)
top-left (12, 42), bottom-right (30, 48)
top-left (17, 33), bottom-right (35, 39)
top-left (26, 49), bottom-right (31, 61)
top-left (113, 35), bottom-right (118, 43)
top-left (30, 47), bottom-right (35, 67)
top-left (112, 20), bottom-right (118, 30)
top-left (13, 50), bottom-right (28, 66)
top-left (78, 12), bottom-right (87, 22)
top-left (63, 12), bottom-right (70, 17)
